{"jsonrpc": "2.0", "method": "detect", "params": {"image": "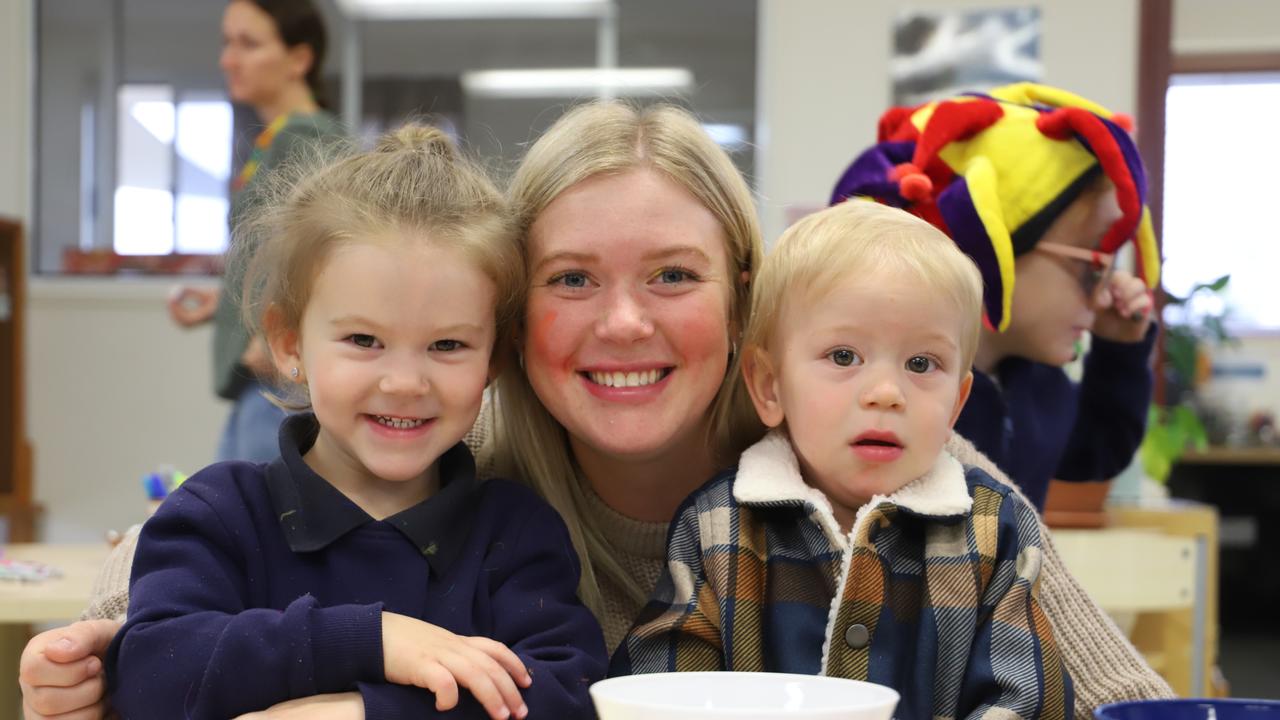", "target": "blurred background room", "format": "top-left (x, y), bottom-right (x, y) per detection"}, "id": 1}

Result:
top-left (1, 0), bottom-right (1278, 710)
